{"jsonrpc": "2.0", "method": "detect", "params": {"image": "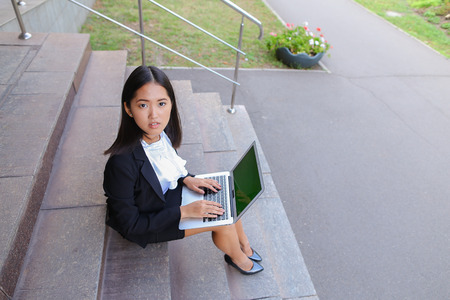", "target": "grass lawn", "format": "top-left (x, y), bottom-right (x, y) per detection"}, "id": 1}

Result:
top-left (80, 0), bottom-right (450, 68)
top-left (354, 0), bottom-right (449, 57)
top-left (81, 0), bottom-right (286, 68)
